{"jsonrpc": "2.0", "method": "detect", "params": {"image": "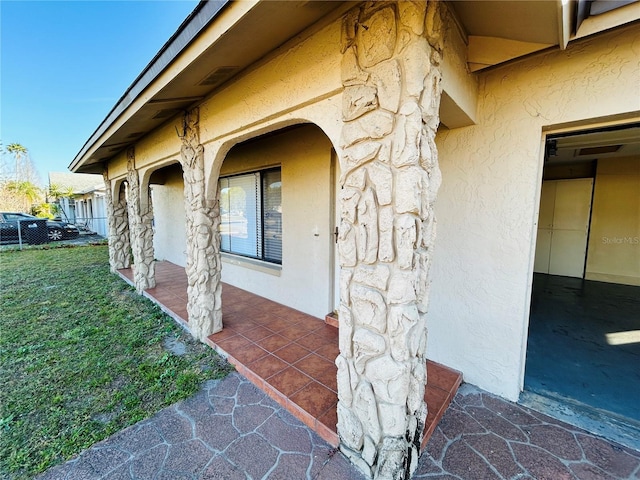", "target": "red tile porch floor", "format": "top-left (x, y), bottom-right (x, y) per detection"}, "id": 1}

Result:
top-left (118, 261), bottom-right (461, 450)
